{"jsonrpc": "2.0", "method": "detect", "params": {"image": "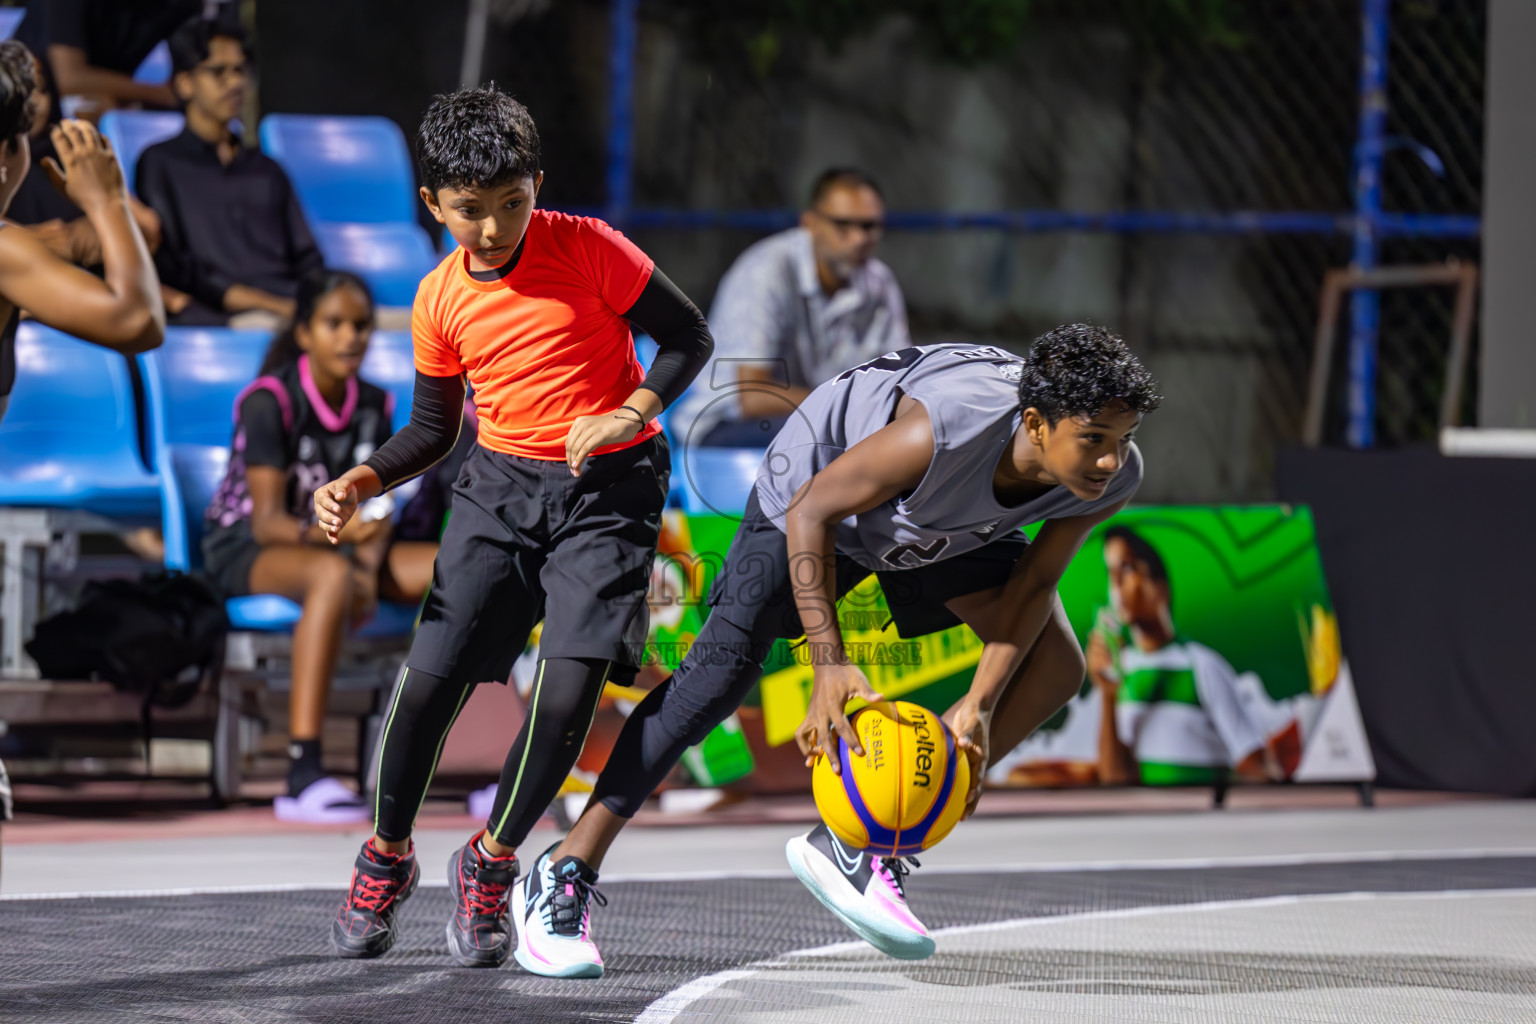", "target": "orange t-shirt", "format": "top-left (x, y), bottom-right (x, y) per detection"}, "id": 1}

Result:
top-left (412, 210), bottom-right (660, 460)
